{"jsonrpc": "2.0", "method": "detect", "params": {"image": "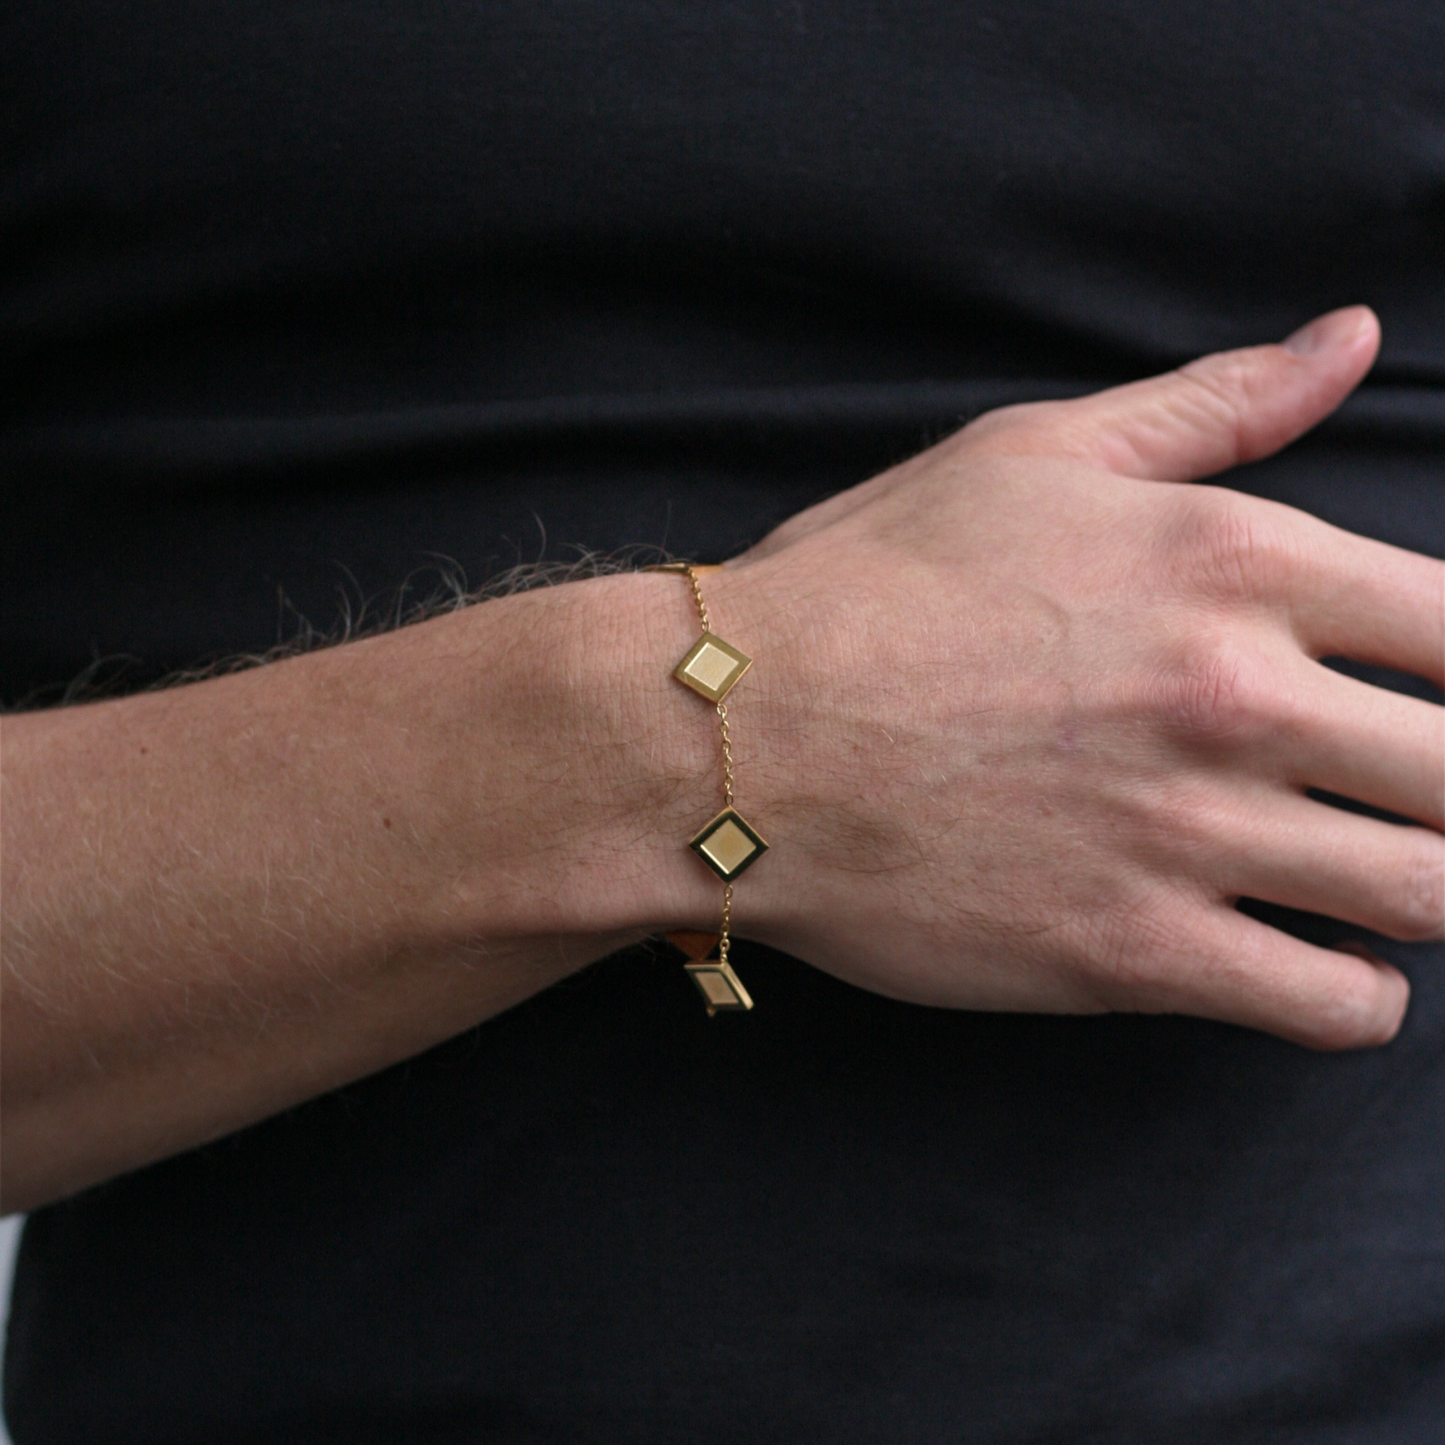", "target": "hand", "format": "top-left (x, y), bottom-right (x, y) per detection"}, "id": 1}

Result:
top-left (712, 307), bottom-right (1444, 1048)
